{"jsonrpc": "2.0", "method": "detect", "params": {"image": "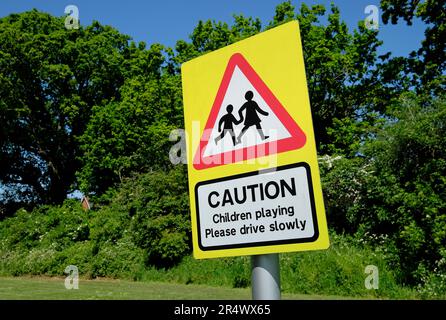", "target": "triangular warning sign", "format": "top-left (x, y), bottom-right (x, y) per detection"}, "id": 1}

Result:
top-left (193, 53), bottom-right (306, 170)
